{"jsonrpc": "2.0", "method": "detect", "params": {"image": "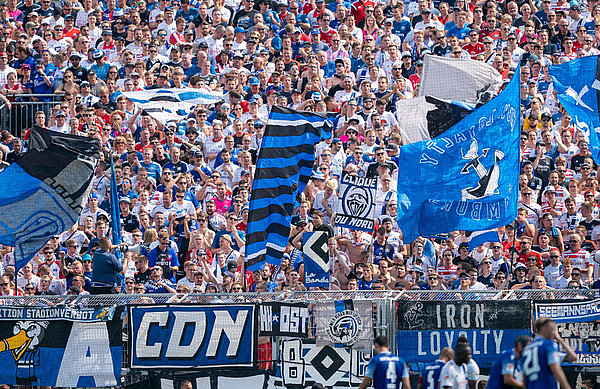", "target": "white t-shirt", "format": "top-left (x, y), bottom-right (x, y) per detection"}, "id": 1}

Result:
top-left (440, 360), bottom-right (468, 389)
